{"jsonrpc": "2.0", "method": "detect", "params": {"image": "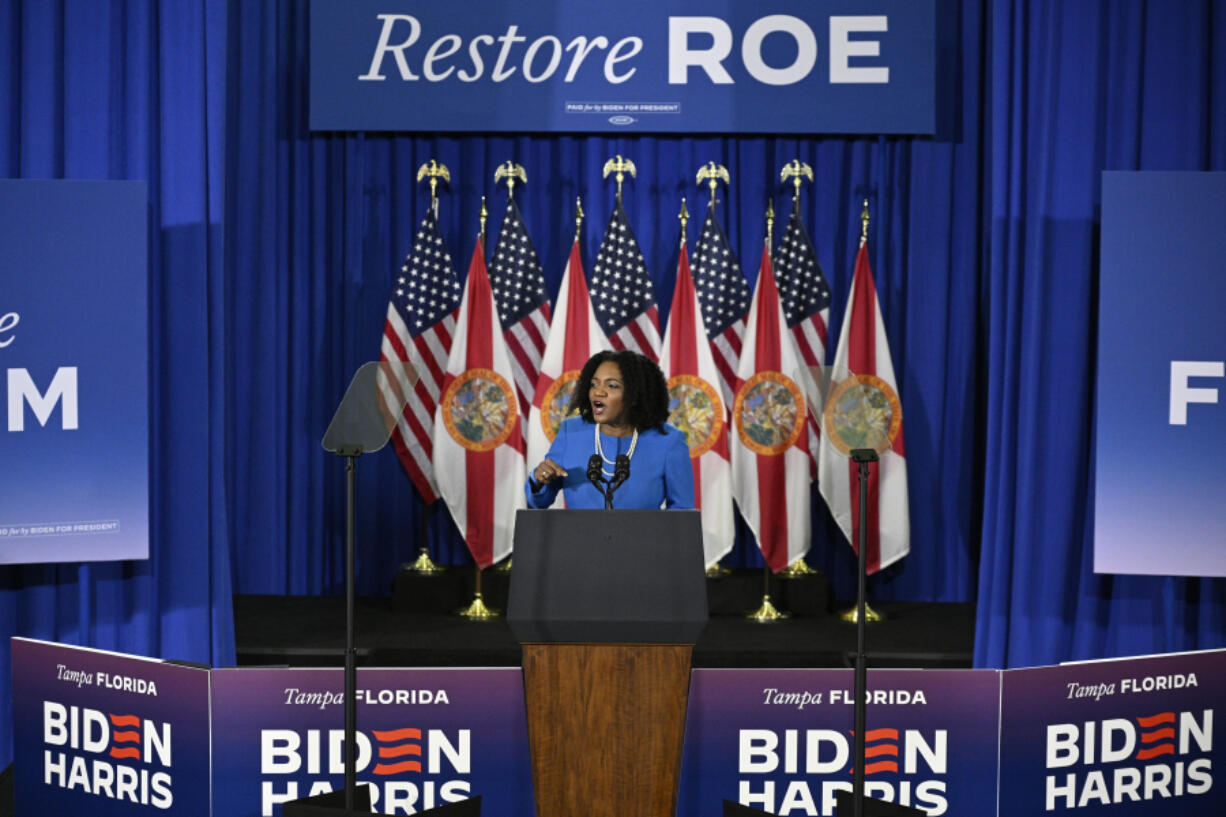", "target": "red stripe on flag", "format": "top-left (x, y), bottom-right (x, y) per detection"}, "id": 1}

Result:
top-left (466, 448), bottom-right (494, 566)
top-left (506, 334), bottom-right (537, 408)
top-left (792, 323), bottom-right (821, 367)
top-left (414, 334), bottom-right (447, 388)
top-left (753, 249), bottom-right (790, 572)
top-left (561, 242), bottom-right (598, 372)
top-left (382, 325), bottom-right (409, 361)
top-left (622, 320), bottom-right (652, 357)
top-left (846, 245), bottom-right (881, 572)
top-left (668, 249), bottom-right (701, 375)
top-left (403, 396), bottom-right (434, 455)
top-left (670, 248), bottom-right (707, 508)
top-left (391, 434), bottom-right (437, 503)
top-left (463, 246), bottom-right (497, 567)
